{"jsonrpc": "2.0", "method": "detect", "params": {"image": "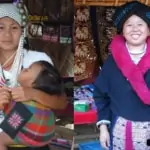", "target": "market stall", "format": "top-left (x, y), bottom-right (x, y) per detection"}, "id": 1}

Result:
top-left (74, 85), bottom-right (97, 125)
top-left (74, 0), bottom-right (150, 149)
top-left (24, 0), bottom-right (74, 149)
top-left (73, 4), bottom-right (99, 148)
